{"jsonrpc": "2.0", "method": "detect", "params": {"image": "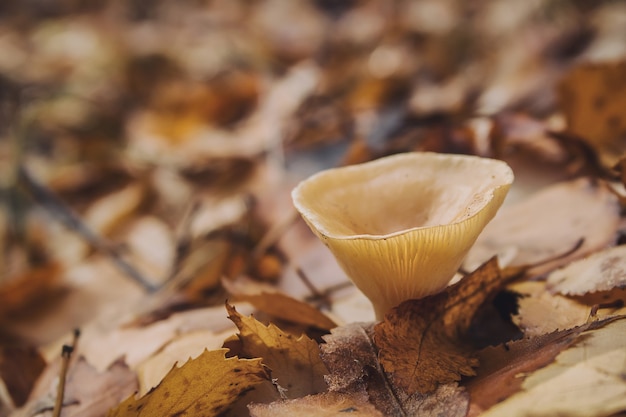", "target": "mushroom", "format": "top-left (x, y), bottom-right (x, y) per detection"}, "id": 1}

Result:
top-left (291, 152), bottom-right (514, 320)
